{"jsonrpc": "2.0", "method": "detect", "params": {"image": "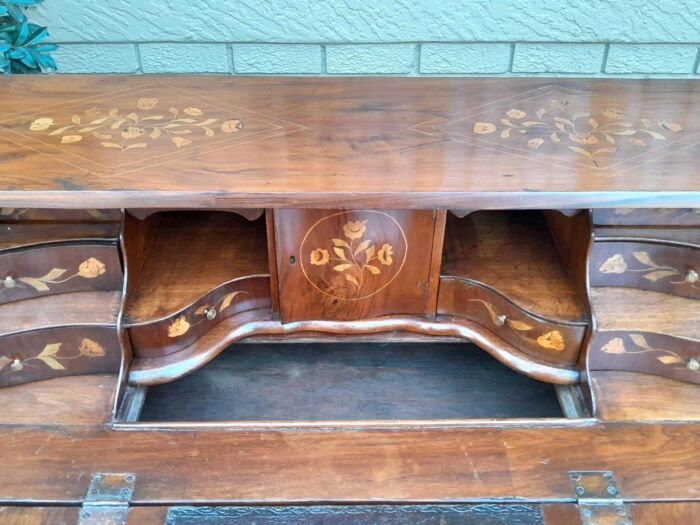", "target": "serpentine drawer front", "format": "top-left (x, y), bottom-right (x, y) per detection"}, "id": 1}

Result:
top-left (274, 209), bottom-right (444, 322)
